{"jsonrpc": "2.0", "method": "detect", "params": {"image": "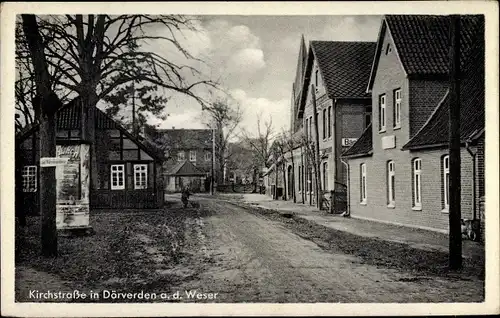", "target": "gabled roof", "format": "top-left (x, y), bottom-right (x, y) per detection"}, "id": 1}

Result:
top-left (15, 98), bottom-right (165, 161)
top-left (146, 128), bottom-right (213, 150)
top-left (402, 20), bottom-right (485, 150)
top-left (299, 41), bottom-right (376, 115)
top-left (292, 35), bottom-right (308, 117)
top-left (166, 160), bottom-right (206, 176)
top-left (368, 14), bottom-right (485, 91)
top-left (342, 123), bottom-right (373, 159)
